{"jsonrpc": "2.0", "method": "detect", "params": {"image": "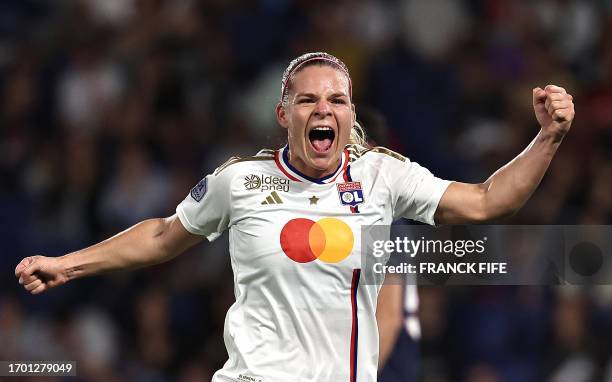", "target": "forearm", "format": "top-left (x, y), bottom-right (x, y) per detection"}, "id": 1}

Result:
top-left (59, 218), bottom-right (177, 281)
top-left (480, 129), bottom-right (561, 219)
top-left (436, 85), bottom-right (574, 224)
